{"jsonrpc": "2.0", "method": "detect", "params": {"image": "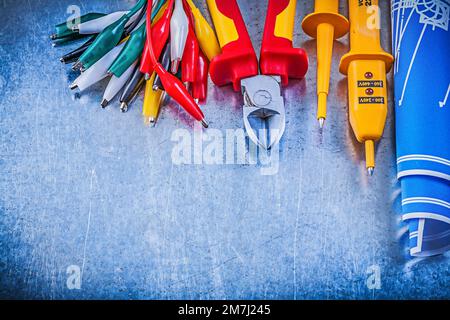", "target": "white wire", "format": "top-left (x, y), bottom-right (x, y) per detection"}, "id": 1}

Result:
top-left (102, 60), bottom-right (138, 103)
top-left (71, 42), bottom-right (126, 92)
top-left (78, 10), bottom-right (140, 35)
